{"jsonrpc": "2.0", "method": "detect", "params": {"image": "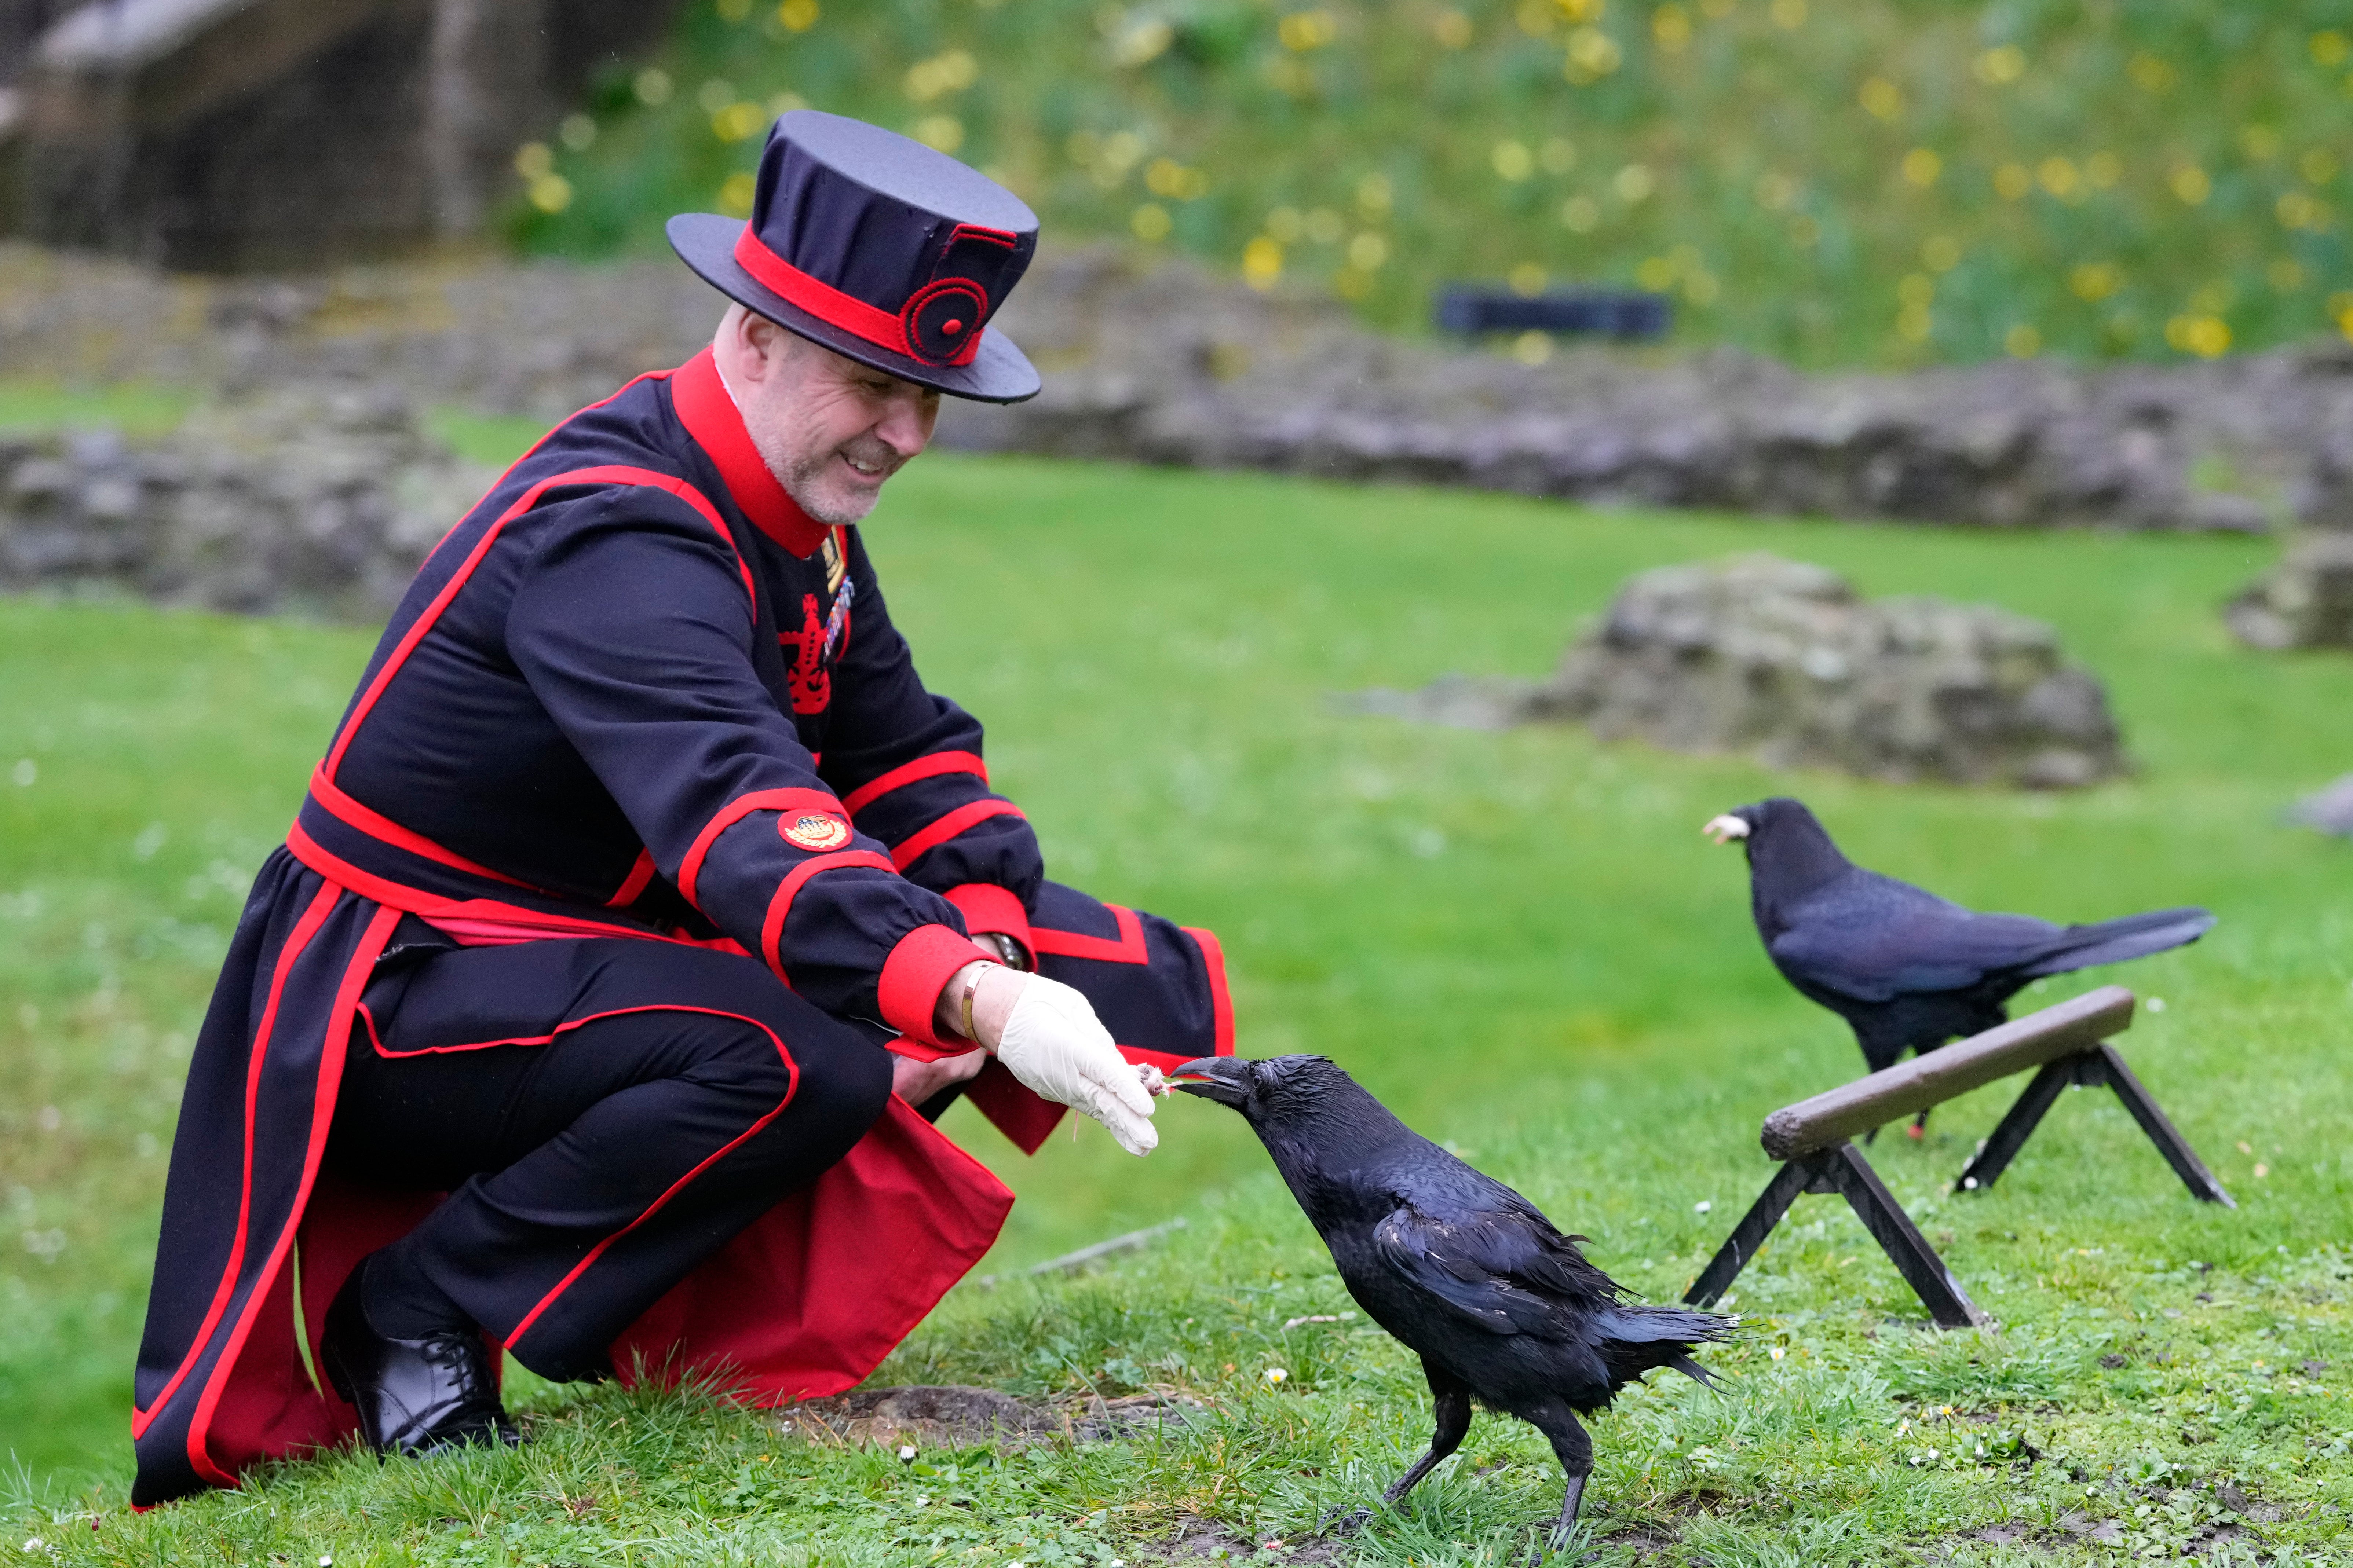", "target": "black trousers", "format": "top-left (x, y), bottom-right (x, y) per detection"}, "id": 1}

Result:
top-left (325, 927), bottom-right (893, 1382)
